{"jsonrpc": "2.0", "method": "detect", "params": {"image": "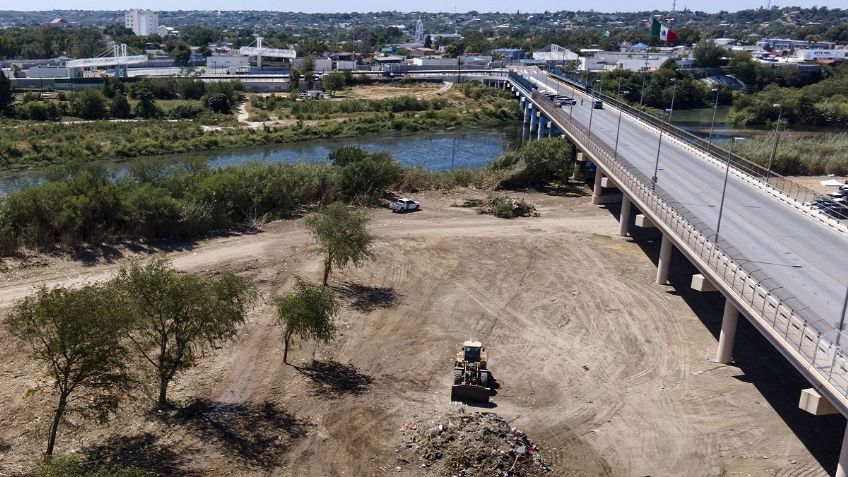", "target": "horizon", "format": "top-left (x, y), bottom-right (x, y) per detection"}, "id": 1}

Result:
top-left (2, 2), bottom-right (847, 14)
